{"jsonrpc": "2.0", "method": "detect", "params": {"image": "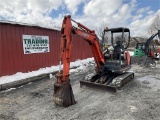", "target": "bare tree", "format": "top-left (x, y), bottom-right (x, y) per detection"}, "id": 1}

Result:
top-left (95, 21), bottom-right (108, 39)
top-left (95, 21), bottom-right (109, 46)
top-left (129, 37), bottom-right (146, 48)
top-left (148, 13), bottom-right (160, 34)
